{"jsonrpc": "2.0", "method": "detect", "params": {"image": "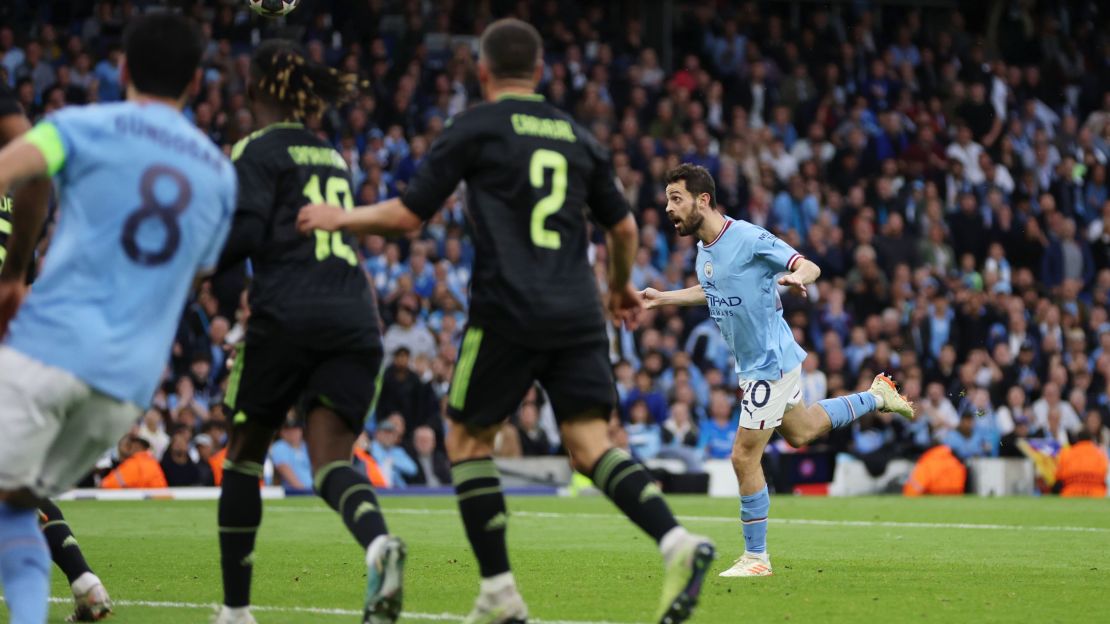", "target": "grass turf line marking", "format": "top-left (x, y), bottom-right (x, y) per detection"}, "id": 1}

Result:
top-left (266, 505), bottom-right (1110, 533)
top-left (37, 597), bottom-right (639, 624)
